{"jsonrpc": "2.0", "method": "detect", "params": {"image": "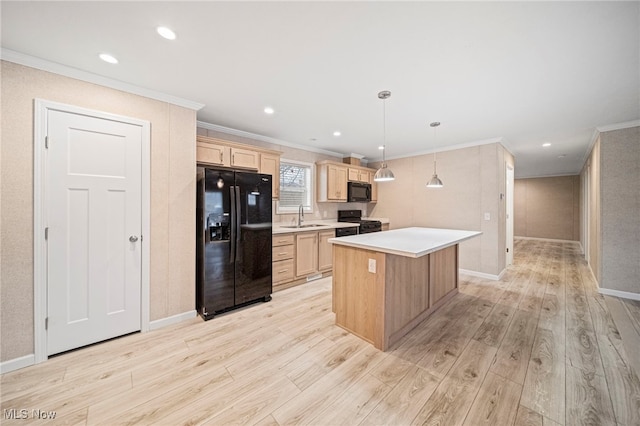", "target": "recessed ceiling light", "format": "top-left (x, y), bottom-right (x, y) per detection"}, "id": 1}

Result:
top-left (99, 53), bottom-right (118, 64)
top-left (378, 146), bottom-right (384, 150)
top-left (333, 131), bottom-right (341, 137)
top-left (542, 142), bottom-right (551, 147)
top-left (264, 107), bottom-right (275, 115)
top-left (157, 26), bottom-right (177, 40)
